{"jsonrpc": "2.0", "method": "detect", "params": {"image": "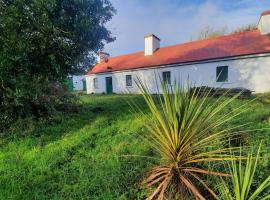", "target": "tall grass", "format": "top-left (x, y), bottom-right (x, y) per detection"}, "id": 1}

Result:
top-left (133, 80), bottom-right (249, 200)
top-left (0, 94), bottom-right (269, 199)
